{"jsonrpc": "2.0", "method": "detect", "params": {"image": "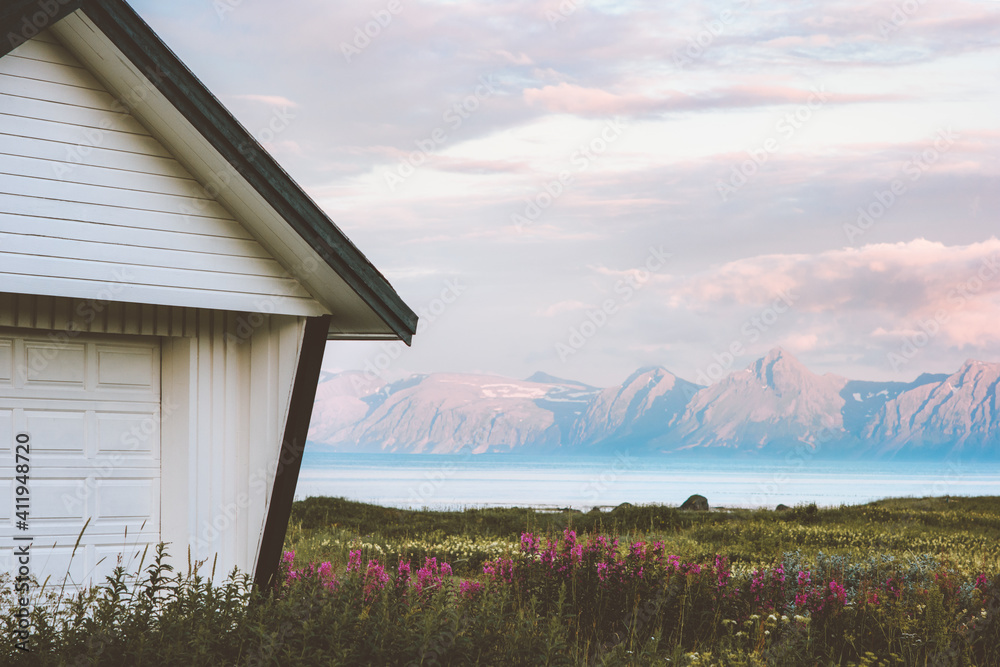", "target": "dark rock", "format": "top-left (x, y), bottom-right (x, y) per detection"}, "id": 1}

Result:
top-left (680, 494), bottom-right (708, 511)
top-left (775, 504), bottom-right (790, 511)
